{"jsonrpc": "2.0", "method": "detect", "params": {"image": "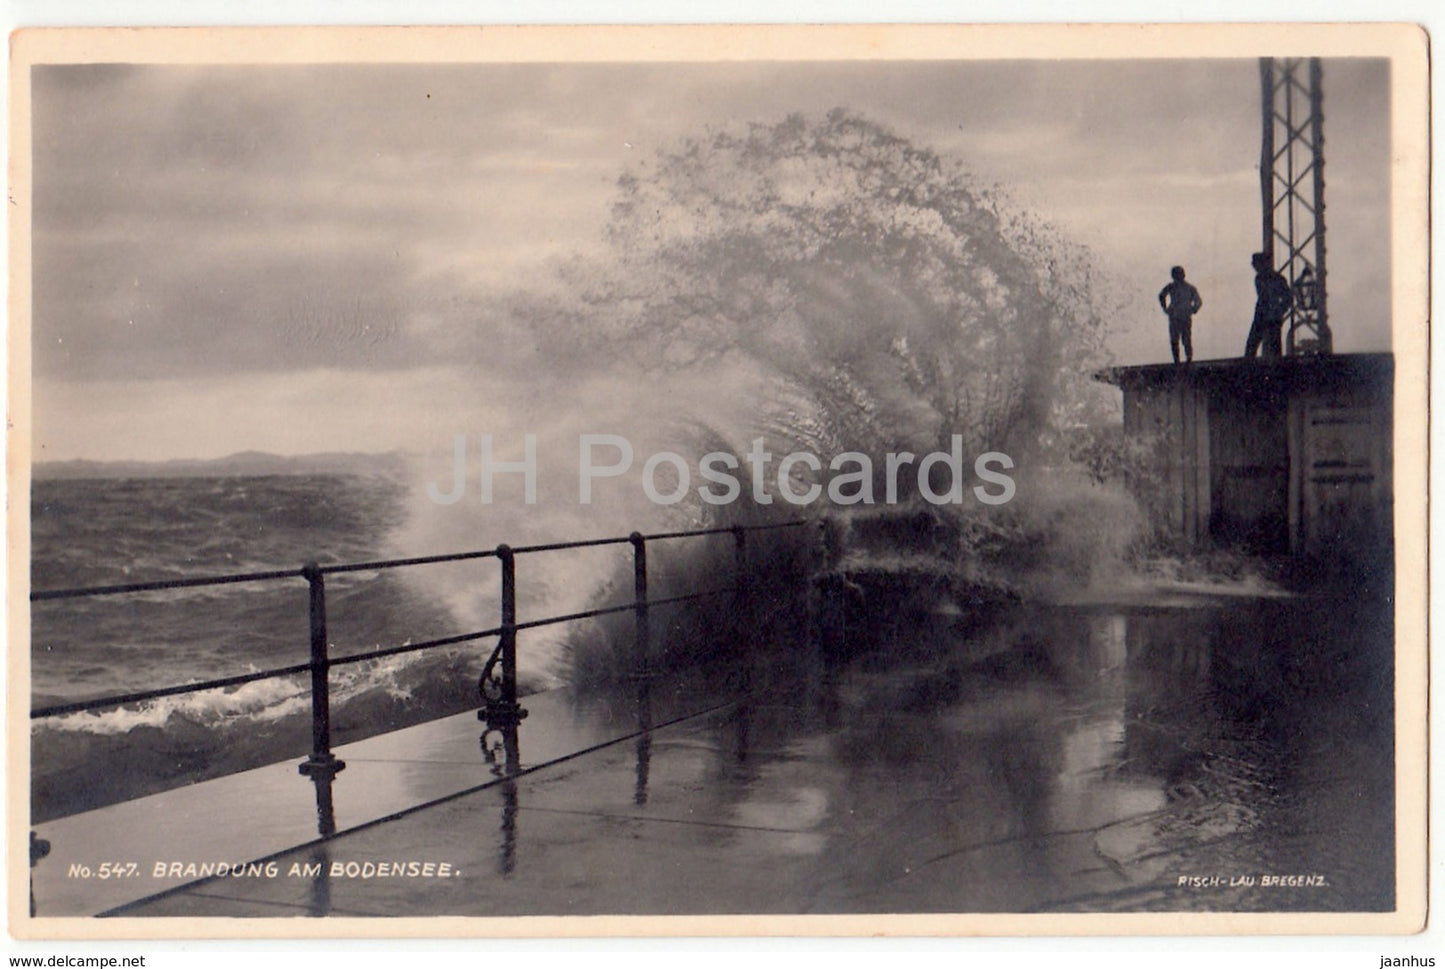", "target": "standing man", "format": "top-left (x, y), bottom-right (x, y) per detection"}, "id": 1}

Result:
top-left (1158, 265), bottom-right (1203, 364)
top-left (1245, 251), bottom-right (1292, 358)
